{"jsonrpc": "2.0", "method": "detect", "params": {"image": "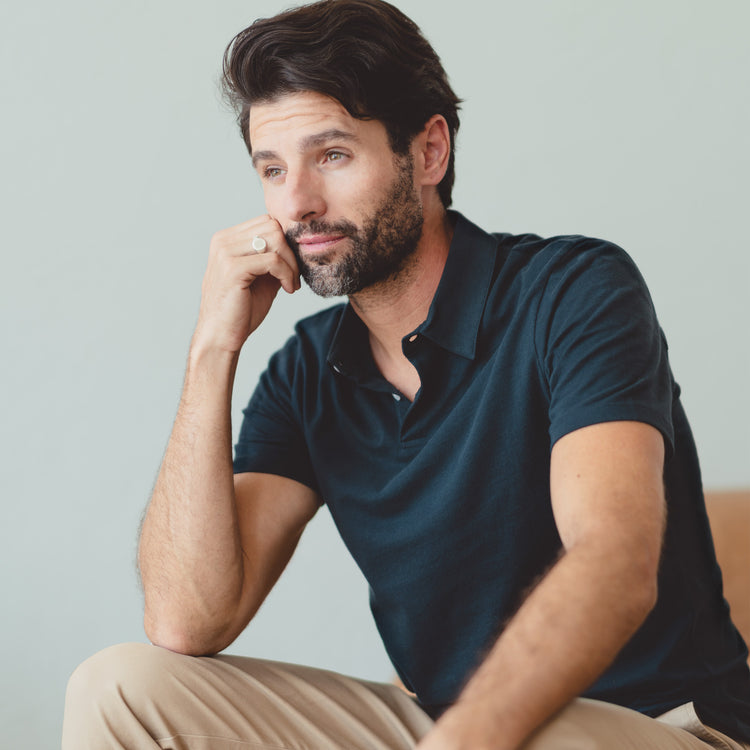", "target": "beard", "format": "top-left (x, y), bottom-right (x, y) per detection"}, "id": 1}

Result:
top-left (284, 156), bottom-right (424, 298)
